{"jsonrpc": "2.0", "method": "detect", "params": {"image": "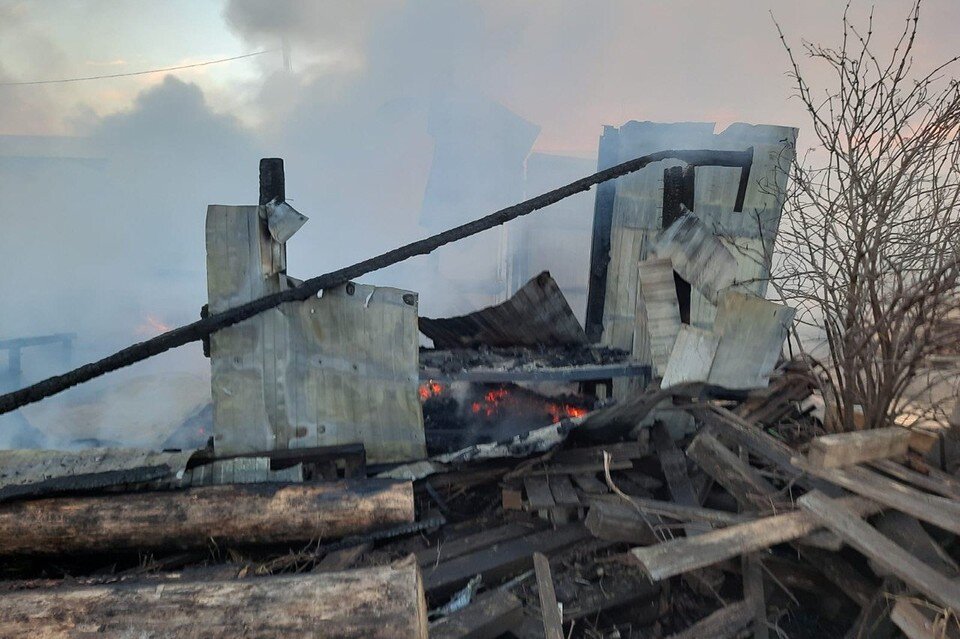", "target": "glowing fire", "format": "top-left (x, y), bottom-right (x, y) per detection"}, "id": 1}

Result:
top-left (418, 380), bottom-right (446, 400)
top-left (547, 402), bottom-right (588, 422)
top-left (470, 388), bottom-right (509, 417)
top-left (135, 313), bottom-right (172, 336)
